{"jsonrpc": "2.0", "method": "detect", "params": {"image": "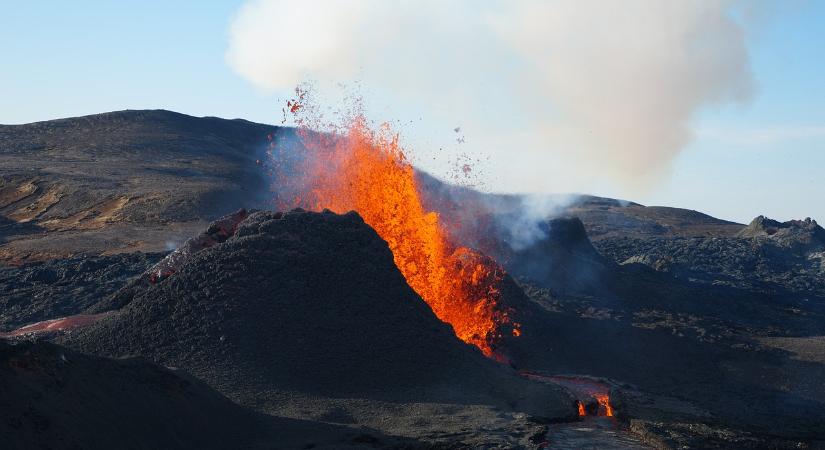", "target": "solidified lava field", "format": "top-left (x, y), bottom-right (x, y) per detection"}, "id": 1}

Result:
top-left (2, 111), bottom-right (825, 449)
